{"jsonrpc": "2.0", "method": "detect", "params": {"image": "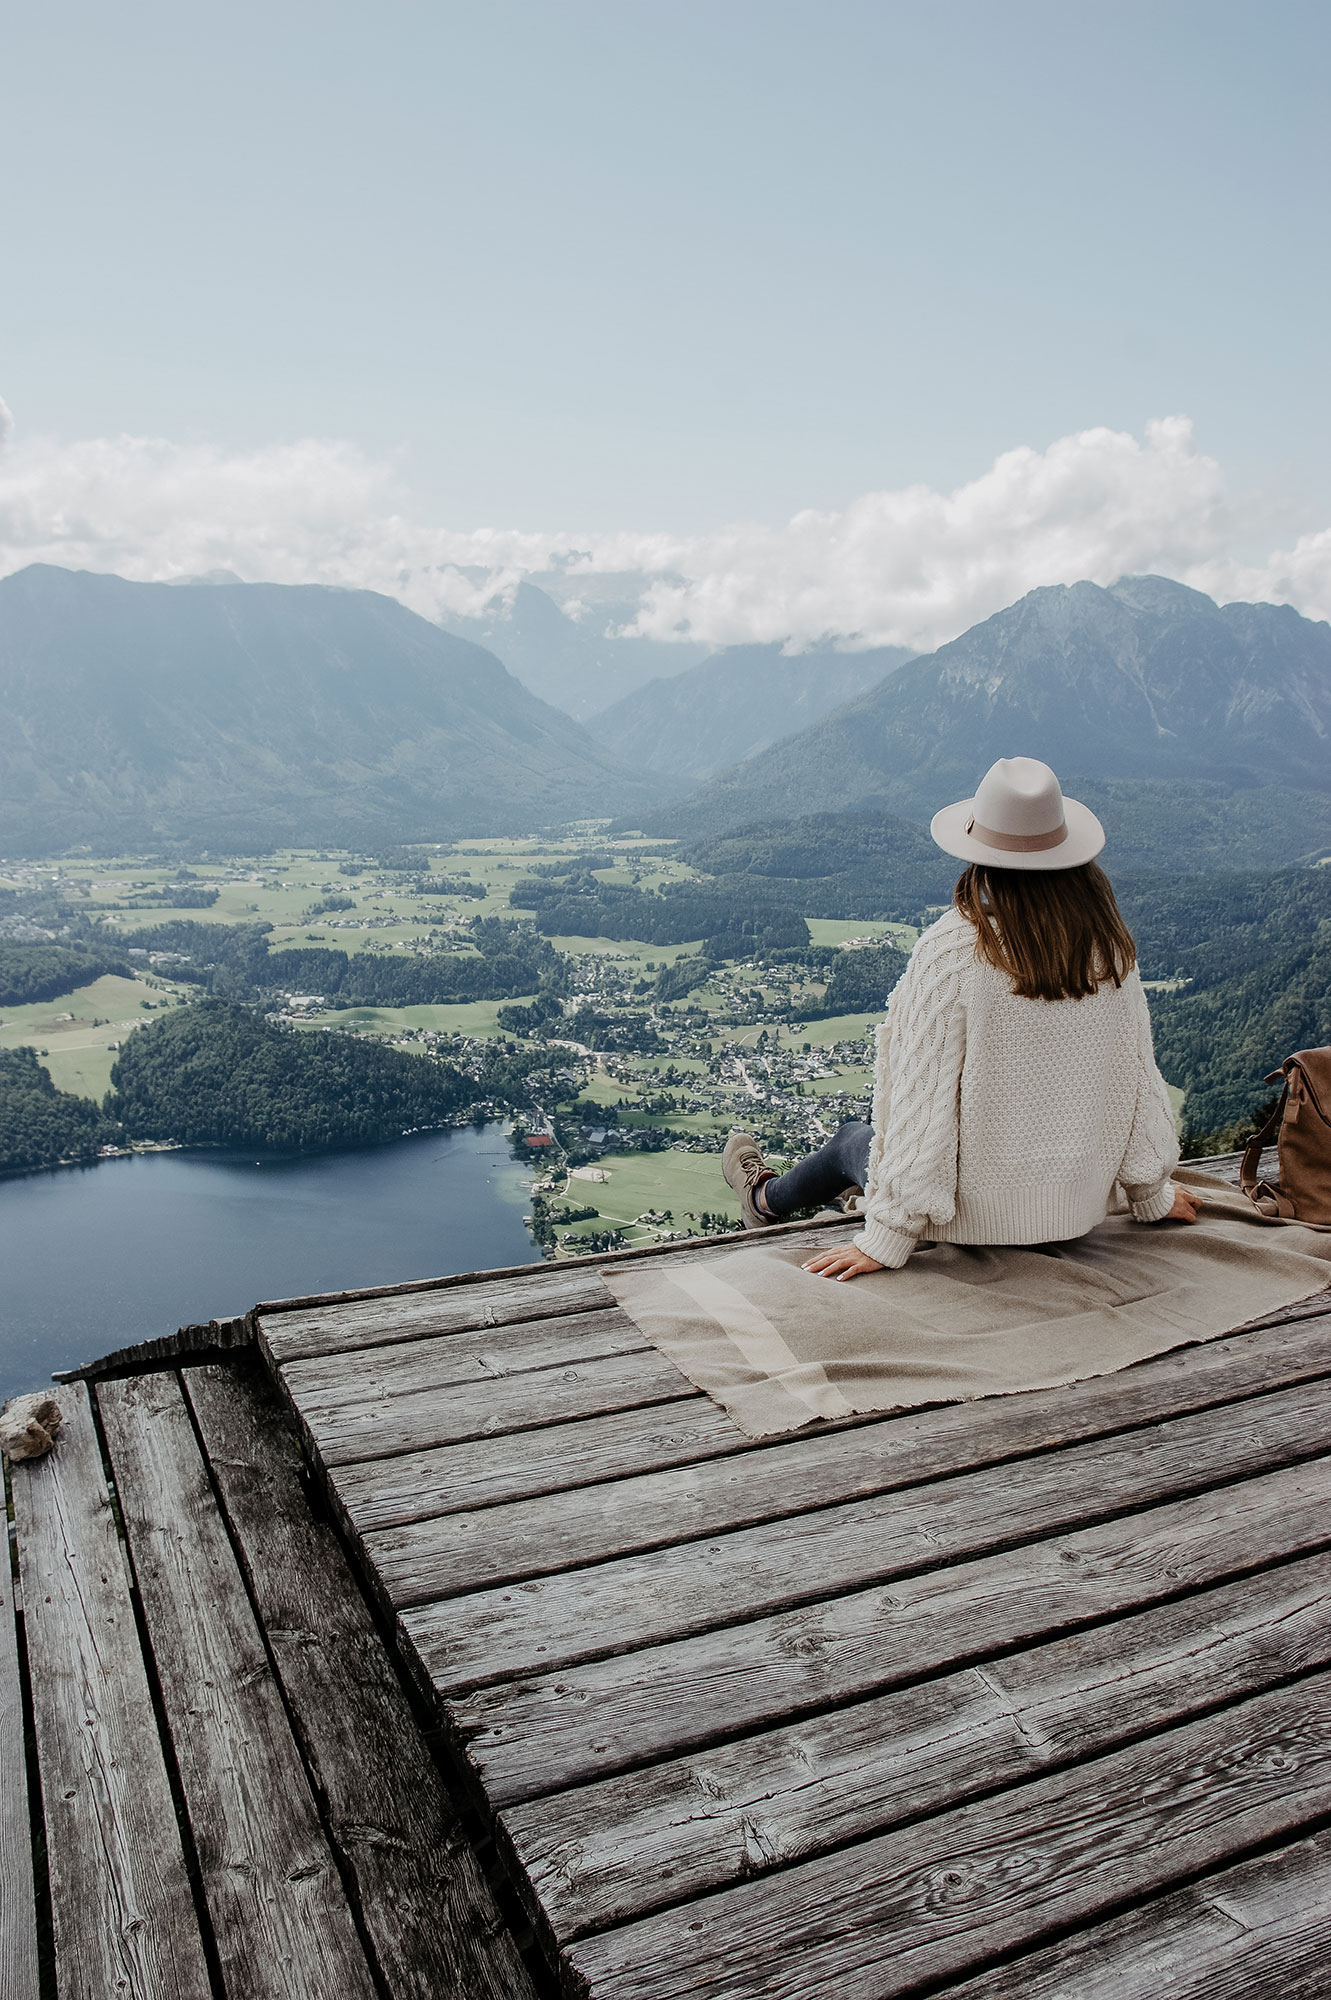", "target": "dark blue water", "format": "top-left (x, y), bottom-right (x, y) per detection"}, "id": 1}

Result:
top-left (0, 1125), bottom-right (540, 1398)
